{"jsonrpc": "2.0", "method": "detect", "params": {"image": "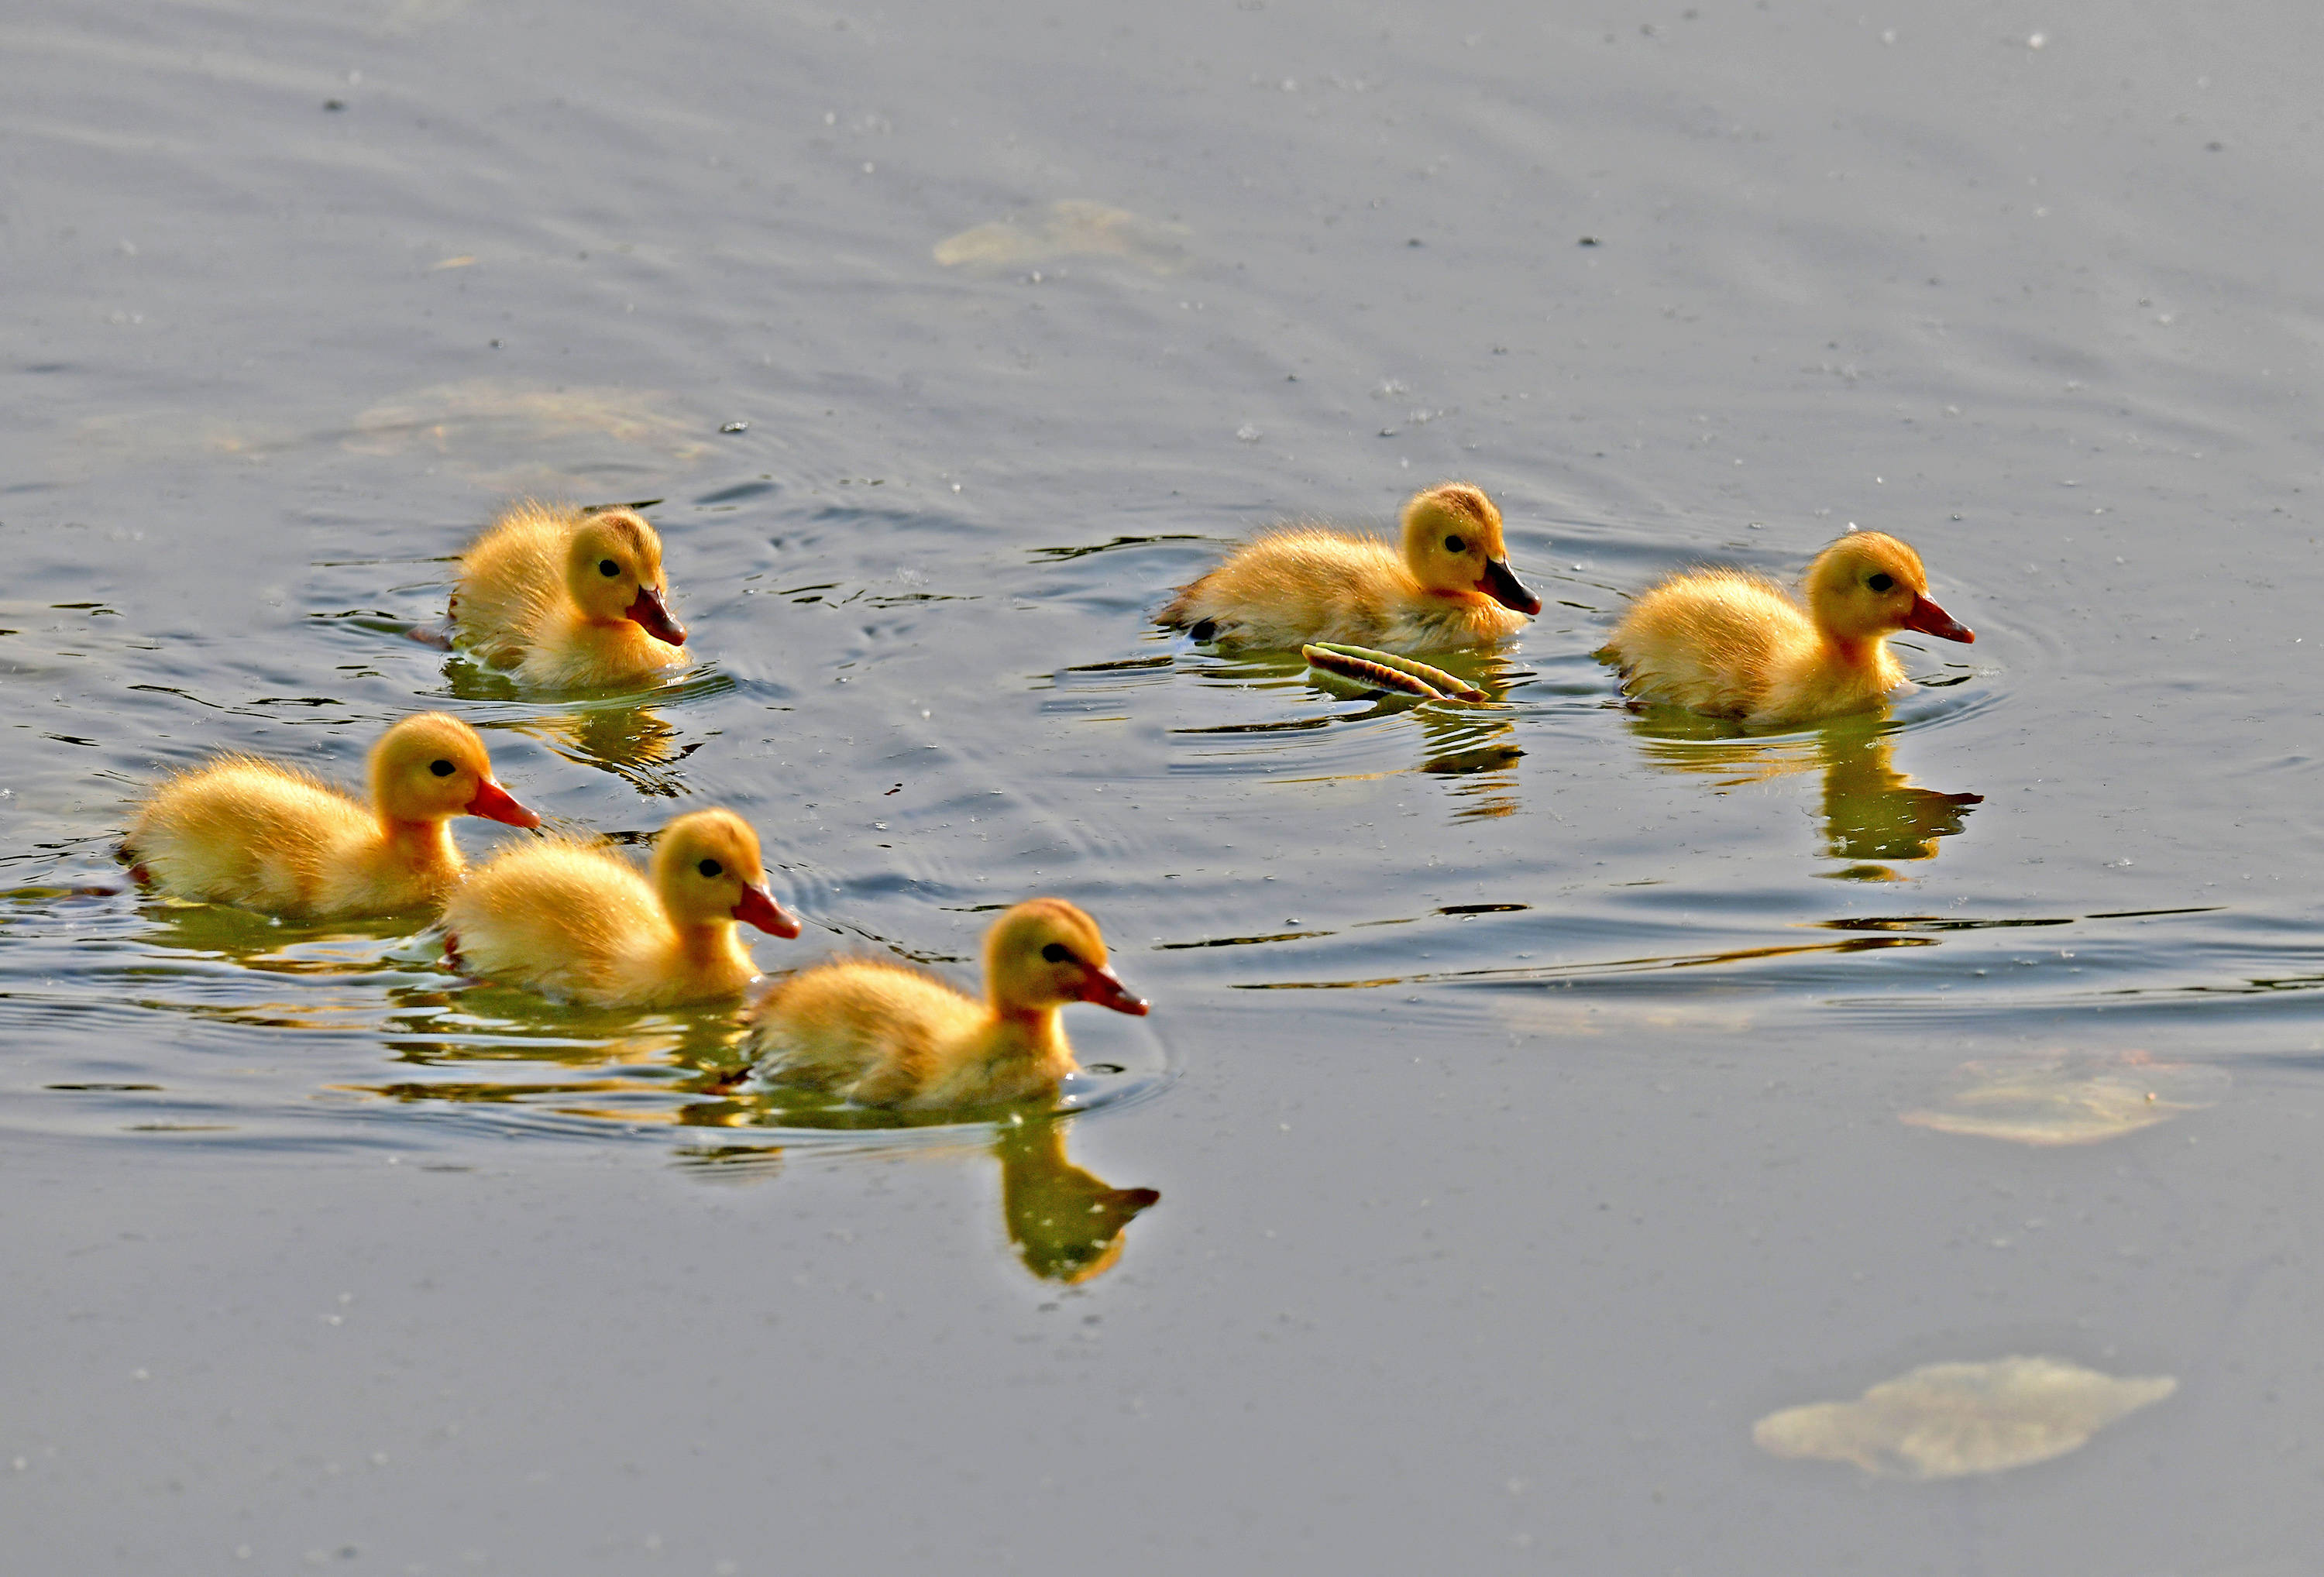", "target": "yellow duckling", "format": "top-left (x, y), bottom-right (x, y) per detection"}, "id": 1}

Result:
top-left (1157, 483), bottom-right (1542, 655)
top-left (441, 808), bottom-right (799, 1008)
top-left (449, 501), bottom-right (689, 689)
top-left (745, 898), bottom-right (1148, 1111)
top-left (122, 712), bottom-right (539, 919)
top-left (1601, 531), bottom-right (1975, 726)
